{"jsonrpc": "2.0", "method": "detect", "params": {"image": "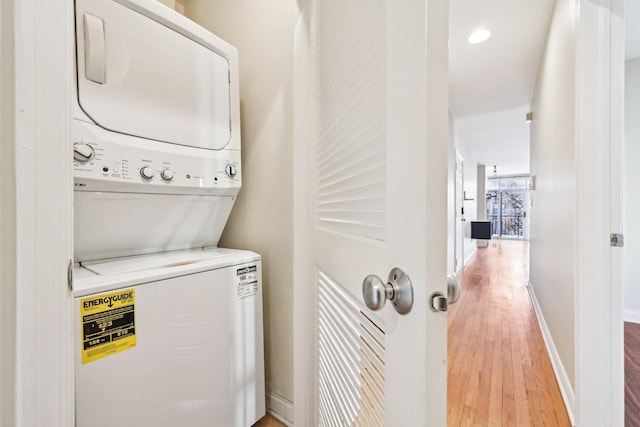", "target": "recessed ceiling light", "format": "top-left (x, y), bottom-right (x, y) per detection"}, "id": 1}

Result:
top-left (468, 28), bottom-right (491, 44)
